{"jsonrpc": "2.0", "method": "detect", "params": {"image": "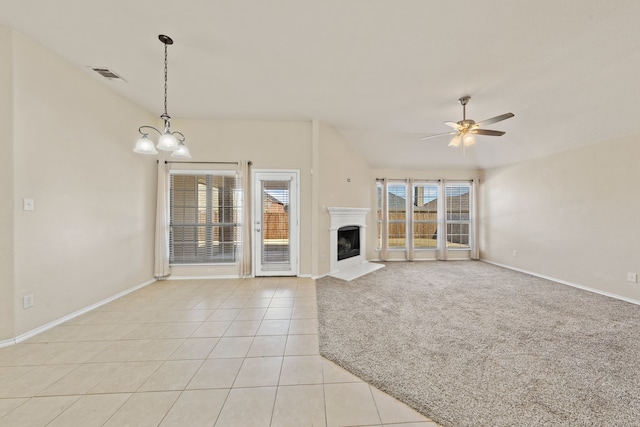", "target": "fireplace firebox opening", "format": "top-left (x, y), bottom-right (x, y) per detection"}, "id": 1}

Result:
top-left (337, 225), bottom-right (360, 261)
